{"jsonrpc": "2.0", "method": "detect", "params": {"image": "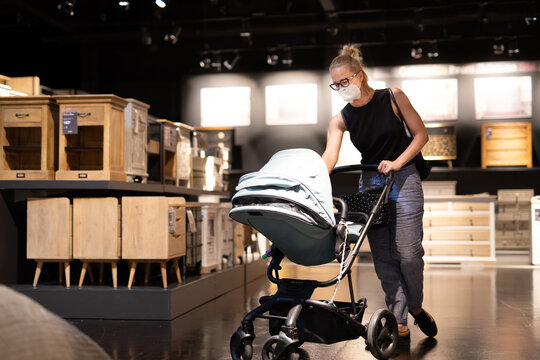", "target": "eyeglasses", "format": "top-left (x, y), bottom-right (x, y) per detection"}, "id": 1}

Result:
top-left (329, 72), bottom-right (359, 91)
